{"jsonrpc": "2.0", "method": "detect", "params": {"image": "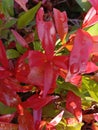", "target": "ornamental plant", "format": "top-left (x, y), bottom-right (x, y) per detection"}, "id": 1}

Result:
top-left (0, 0), bottom-right (98, 130)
